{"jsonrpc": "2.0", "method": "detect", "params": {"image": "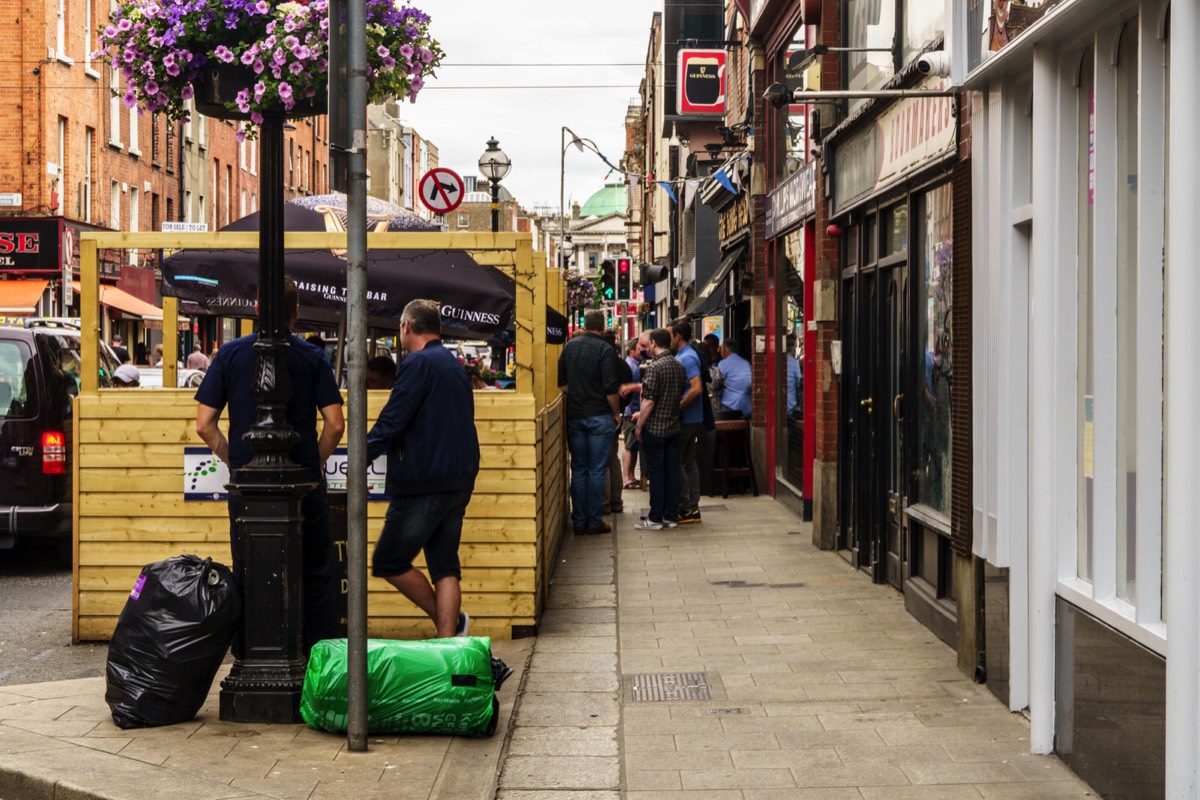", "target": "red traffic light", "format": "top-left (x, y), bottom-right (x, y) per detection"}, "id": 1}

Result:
top-left (617, 257), bottom-right (631, 274)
